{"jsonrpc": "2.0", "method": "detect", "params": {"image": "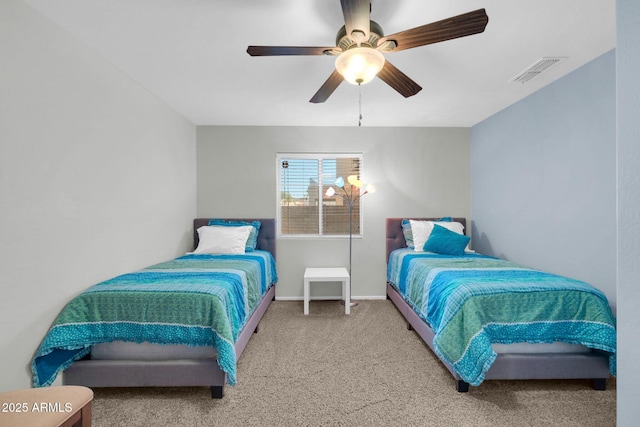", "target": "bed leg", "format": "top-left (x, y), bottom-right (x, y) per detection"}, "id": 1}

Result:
top-left (406, 322), bottom-right (413, 331)
top-left (210, 386), bottom-right (224, 399)
top-left (592, 378), bottom-right (607, 391)
top-left (456, 380), bottom-right (470, 393)
top-left (254, 323), bottom-right (260, 334)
